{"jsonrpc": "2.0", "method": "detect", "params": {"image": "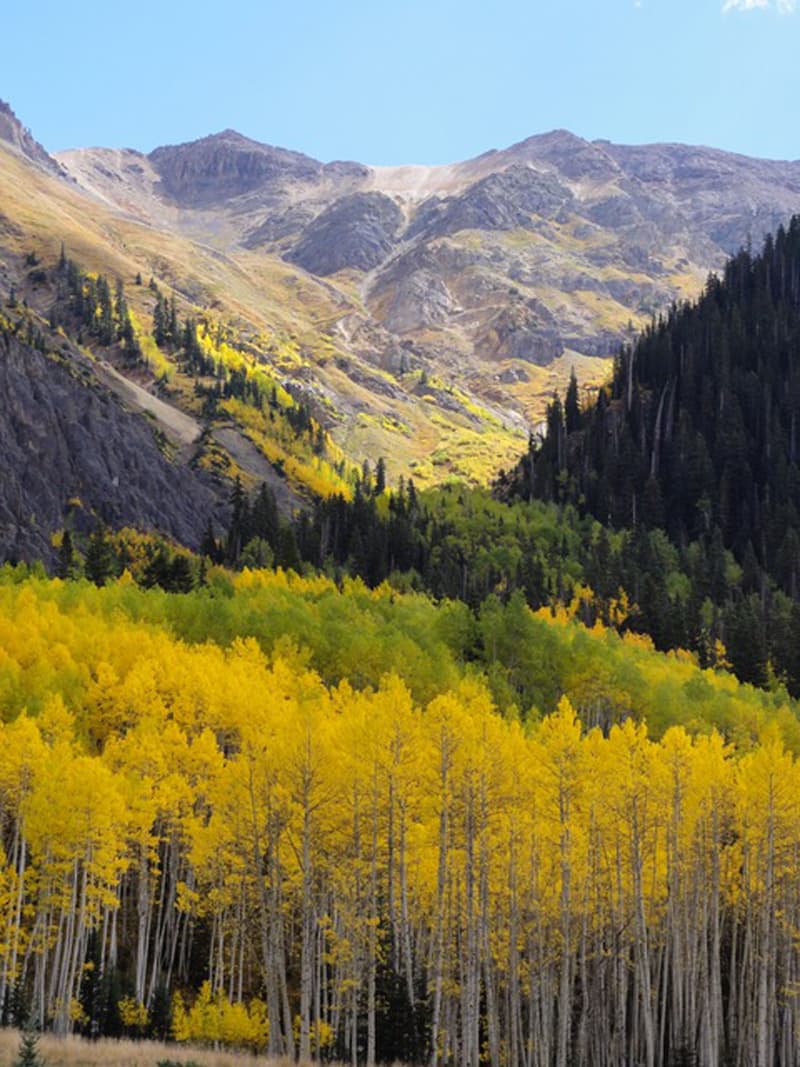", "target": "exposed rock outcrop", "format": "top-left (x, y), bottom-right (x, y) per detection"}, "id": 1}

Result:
top-left (0, 332), bottom-right (223, 563)
top-left (151, 130), bottom-right (329, 206)
top-left (0, 99), bottom-right (63, 176)
top-left (287, 192), bottom-right (404, 275)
